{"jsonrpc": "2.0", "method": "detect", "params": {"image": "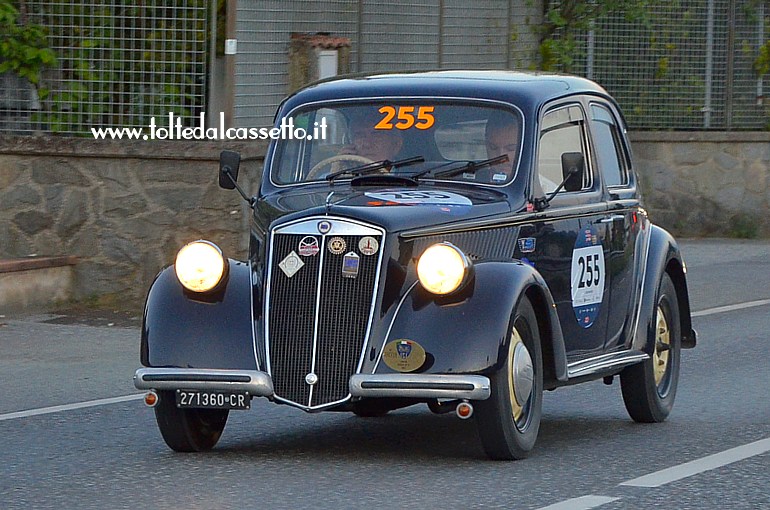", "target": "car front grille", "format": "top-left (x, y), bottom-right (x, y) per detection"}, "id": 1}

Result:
top-left (266, 217), bottom-right (384, 409)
